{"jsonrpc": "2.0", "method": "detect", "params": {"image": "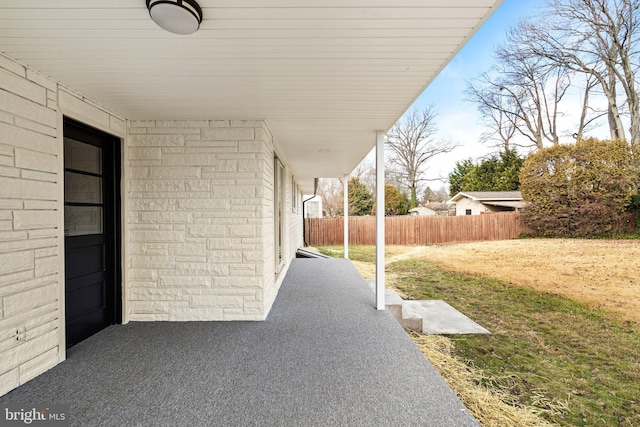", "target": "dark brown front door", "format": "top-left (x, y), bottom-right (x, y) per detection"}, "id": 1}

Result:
top-left (63, 118), bottom-right (121, 348)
